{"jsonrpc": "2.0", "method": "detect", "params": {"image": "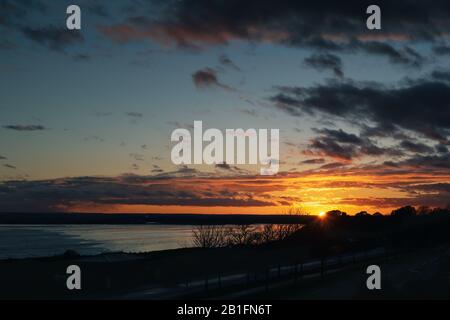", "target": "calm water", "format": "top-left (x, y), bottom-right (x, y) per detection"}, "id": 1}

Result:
top-left (0, 224), bottom-right (195, 259)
